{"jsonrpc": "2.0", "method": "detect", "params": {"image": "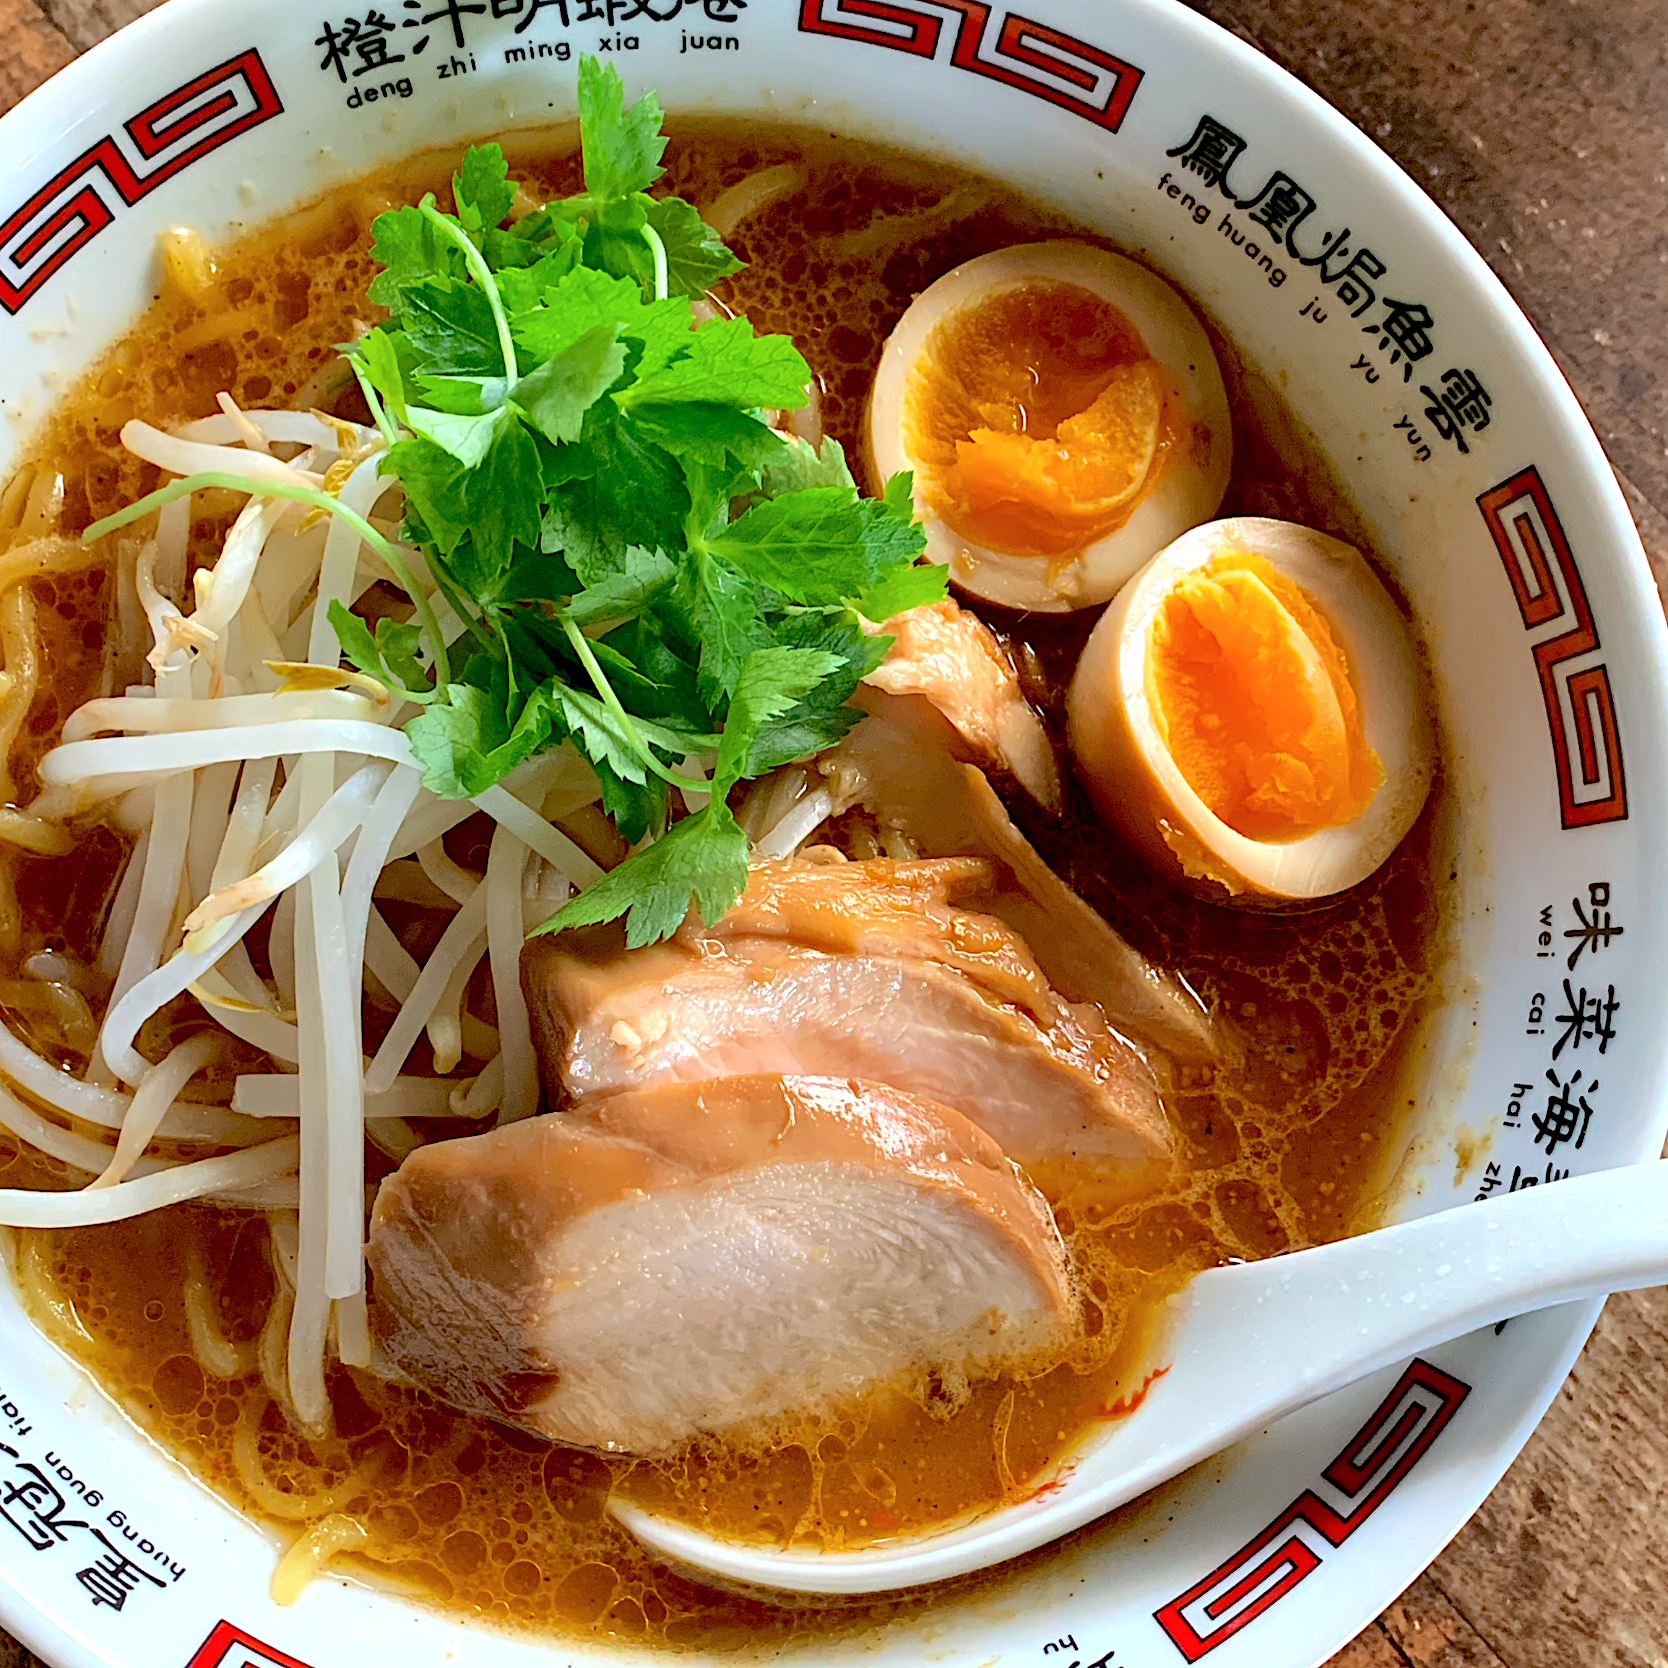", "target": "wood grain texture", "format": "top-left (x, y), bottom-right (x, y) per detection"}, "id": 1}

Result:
top-left (0, 1), bottom-right (1665, 1665)
top-left (1380, 1574), bottom-right (1515, 1668)
top-left (33, 0), bottom-right (156, 53)
top-left (1424, 1289), bottom-right (1668, 1668)
top-left (0, 1636), bottom-right (42, 1668)
top-left (0, 0), bottom-right (74, 110)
